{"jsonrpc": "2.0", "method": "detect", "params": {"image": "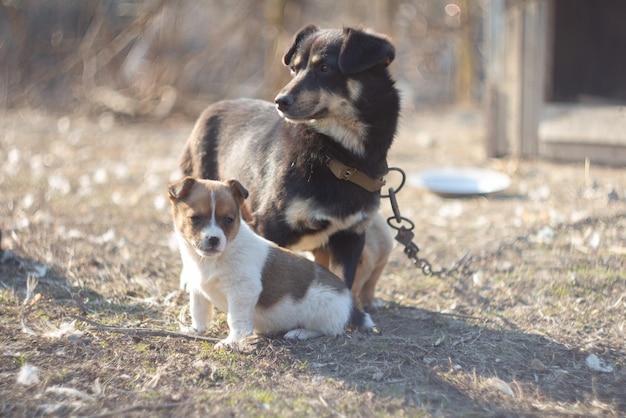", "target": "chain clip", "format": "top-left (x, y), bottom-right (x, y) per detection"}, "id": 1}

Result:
top-left (382, 167), bottom-right (471, 278)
